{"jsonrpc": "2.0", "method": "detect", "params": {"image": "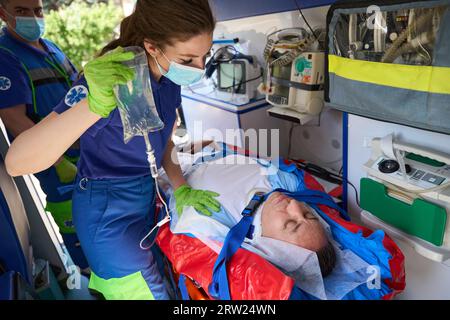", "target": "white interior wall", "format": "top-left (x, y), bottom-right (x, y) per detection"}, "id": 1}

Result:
top-left (348, 114), bottom-right (450, 299)
top-left (215, 7), bottom-right (343, 172)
